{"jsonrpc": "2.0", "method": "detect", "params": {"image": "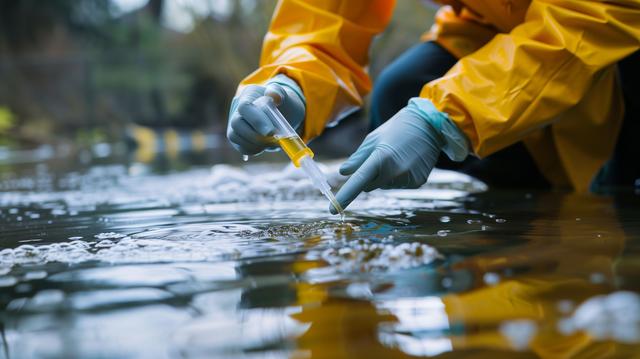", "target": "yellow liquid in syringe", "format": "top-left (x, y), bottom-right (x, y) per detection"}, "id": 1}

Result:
top-left (278, 136), bottom-right (314, 167)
